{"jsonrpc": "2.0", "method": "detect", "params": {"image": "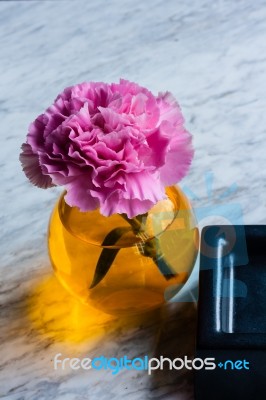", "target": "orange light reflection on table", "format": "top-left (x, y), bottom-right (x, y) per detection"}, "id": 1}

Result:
top-left (26, 274), bottom-right (161, 345)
